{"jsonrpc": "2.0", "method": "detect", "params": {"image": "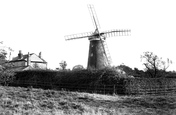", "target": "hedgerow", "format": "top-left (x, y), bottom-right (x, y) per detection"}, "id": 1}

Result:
top-left (10, 68), bottom-right (131, 94)
top-left (10, 68), bottom-right (176, 95)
